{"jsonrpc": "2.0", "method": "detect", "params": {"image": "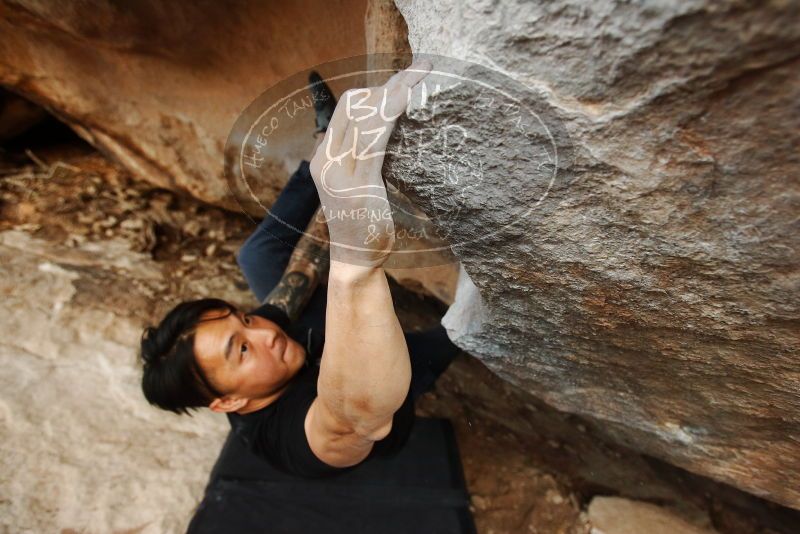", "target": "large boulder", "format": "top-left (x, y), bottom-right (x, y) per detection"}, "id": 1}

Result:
top-left (587, 496), bottom-right (715, 534)
top-left (391, 0), bottom-right (800, 508)
top-left (2, 0), bottom-right (798, 511)
top-left (0, 229), bottom-right (233, 532)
